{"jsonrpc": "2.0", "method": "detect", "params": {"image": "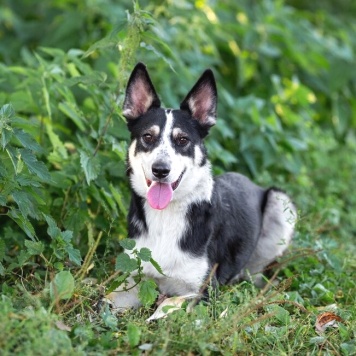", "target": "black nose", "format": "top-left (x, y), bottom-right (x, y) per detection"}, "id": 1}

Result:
top-left (152, 160), bottom-right (171, 179)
